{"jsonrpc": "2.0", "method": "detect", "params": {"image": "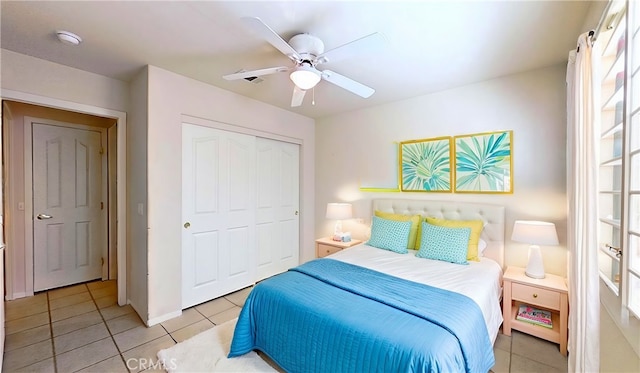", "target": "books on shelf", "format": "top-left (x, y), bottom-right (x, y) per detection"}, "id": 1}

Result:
top-left (516, 305), bottom-right (552, 328)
